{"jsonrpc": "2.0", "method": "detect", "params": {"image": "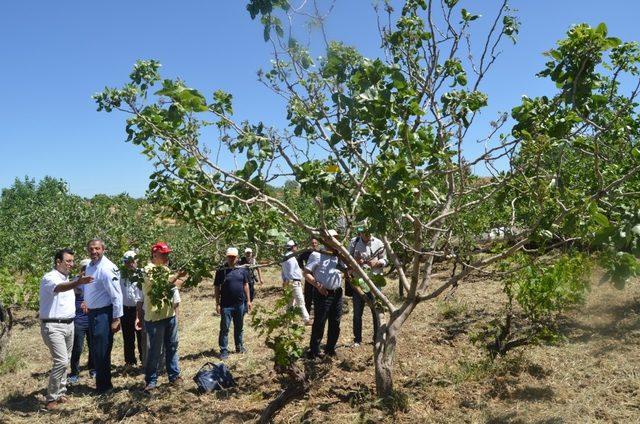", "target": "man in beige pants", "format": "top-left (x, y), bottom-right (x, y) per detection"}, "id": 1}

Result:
top-left (39, 248), bottom-right (93, 410)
